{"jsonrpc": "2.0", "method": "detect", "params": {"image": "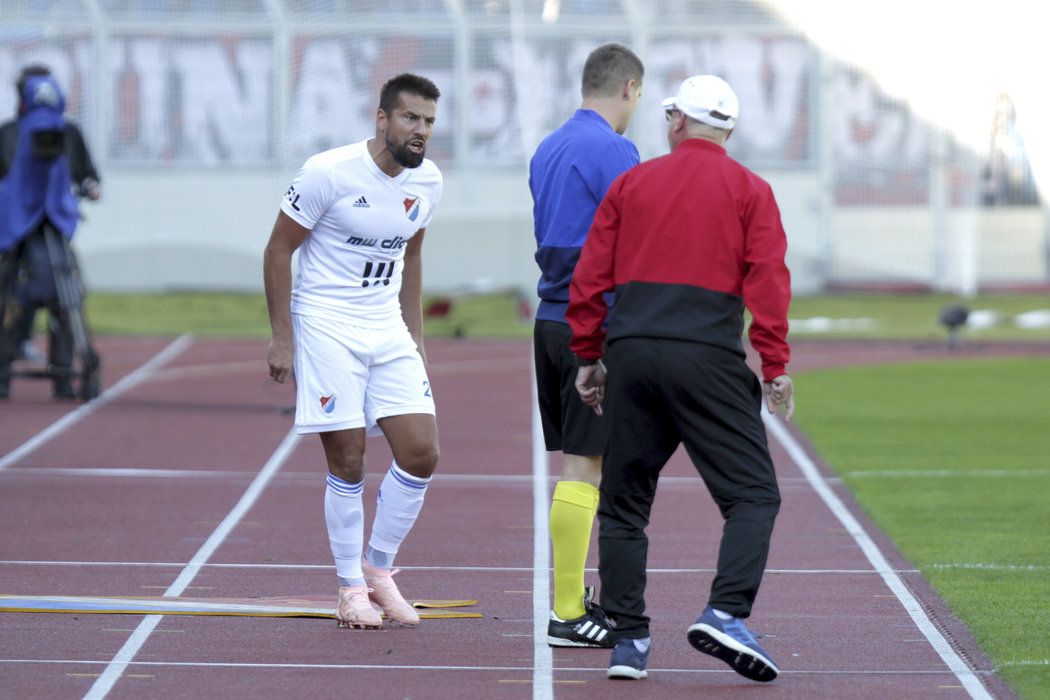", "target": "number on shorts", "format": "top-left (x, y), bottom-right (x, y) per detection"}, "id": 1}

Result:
top-left (423, 380), bottom-right (432, 397)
